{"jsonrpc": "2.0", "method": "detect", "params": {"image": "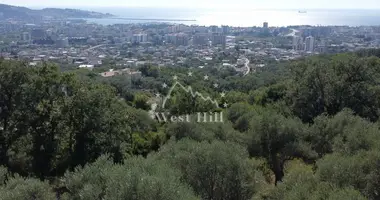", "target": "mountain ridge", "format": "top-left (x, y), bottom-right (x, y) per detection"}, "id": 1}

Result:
top-left (0, 3), bottom-right (113, 21)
